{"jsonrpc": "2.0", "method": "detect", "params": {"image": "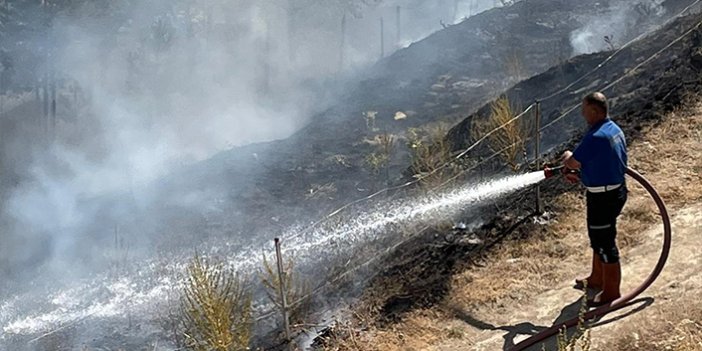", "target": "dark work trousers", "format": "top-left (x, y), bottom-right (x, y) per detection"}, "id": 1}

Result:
top-left (586, 184), bottom-right (628, 263)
